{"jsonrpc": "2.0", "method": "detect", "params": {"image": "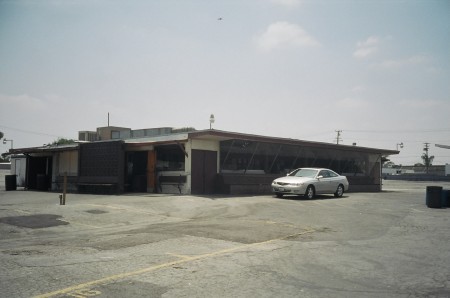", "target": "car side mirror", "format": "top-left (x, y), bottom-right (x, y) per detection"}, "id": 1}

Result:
top-left (317, 175), bottom-right (323, 179)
